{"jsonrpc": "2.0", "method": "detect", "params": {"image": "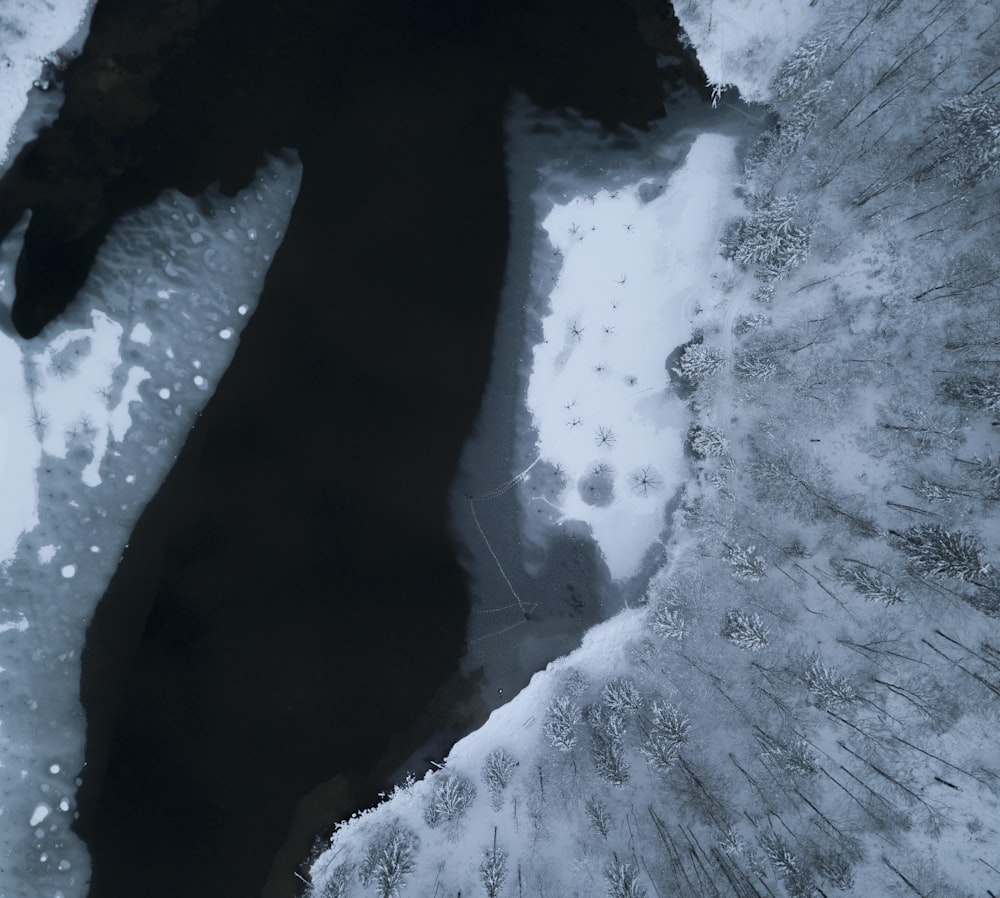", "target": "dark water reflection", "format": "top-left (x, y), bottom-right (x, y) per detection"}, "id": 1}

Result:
top-left (17, 0), bottom-right (709, 895)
